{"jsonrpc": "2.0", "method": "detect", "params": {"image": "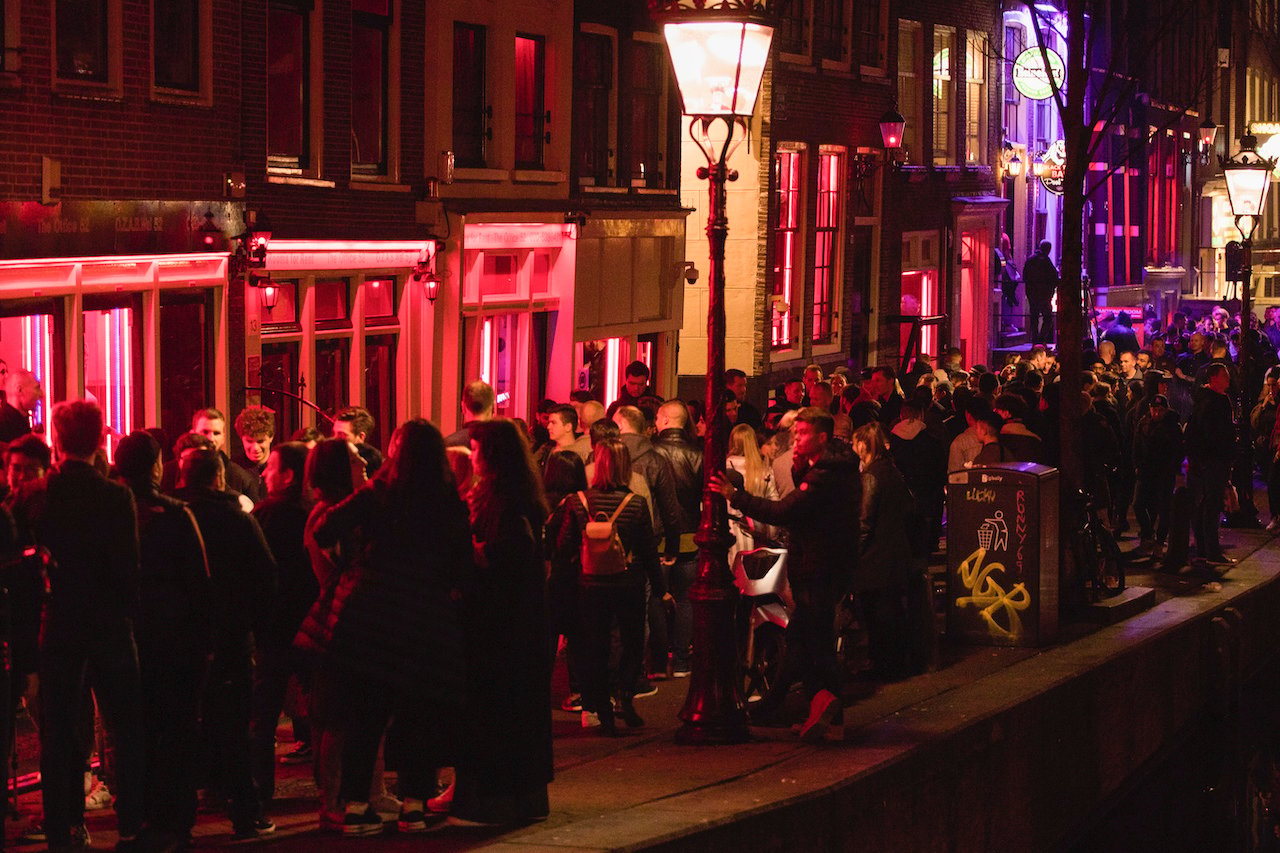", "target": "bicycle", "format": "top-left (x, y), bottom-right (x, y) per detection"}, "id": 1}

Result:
top-left (1072, 488), bottom-right (1125, 602)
